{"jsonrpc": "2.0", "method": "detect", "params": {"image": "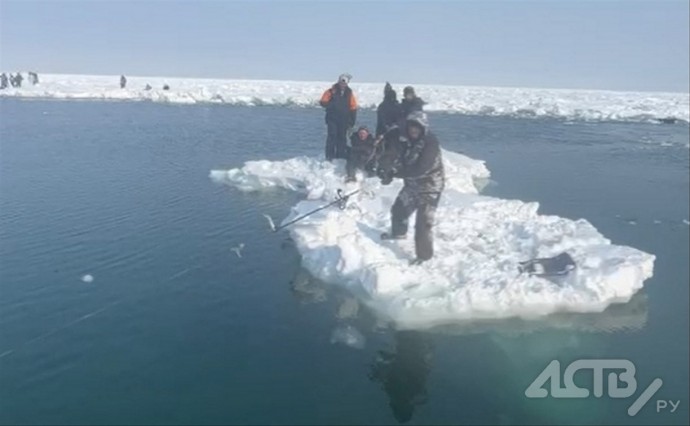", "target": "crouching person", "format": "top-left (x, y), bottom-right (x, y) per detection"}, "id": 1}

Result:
top-left (381, 112), bottom-right (444, 265)
top-left (346, 126), bottom-right (378, 182)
